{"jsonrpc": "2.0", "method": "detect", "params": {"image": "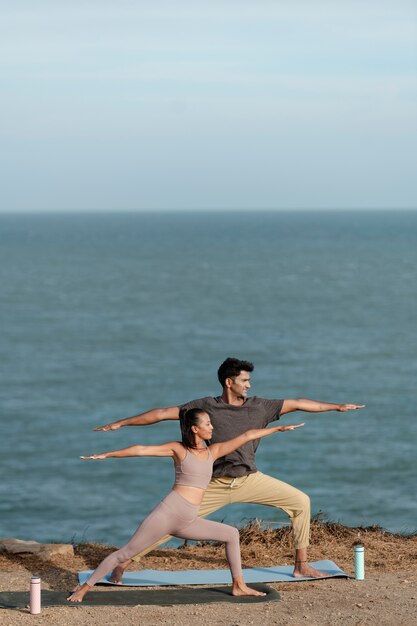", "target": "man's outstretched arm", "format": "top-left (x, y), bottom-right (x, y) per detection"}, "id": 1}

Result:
top-left (280, 398), bottom-right (365, 415)
top-left (94, 406), bottom-right (180, 431)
